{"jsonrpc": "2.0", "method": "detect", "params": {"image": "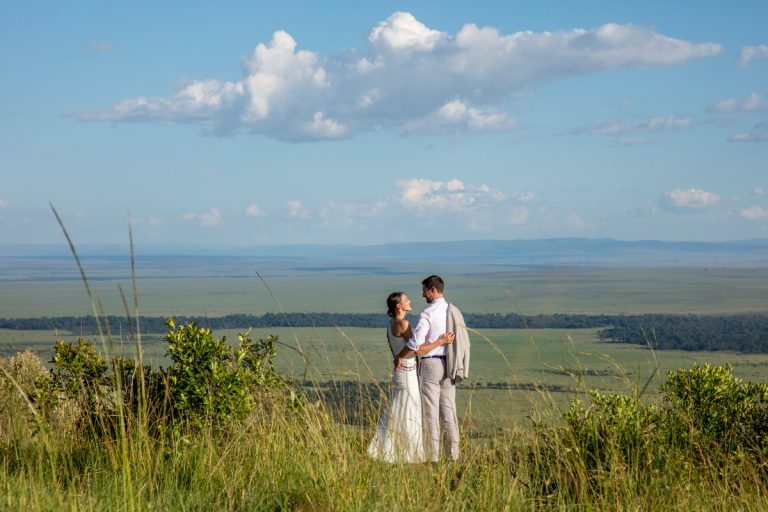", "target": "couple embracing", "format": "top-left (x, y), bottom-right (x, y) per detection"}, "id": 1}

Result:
top-left (368, 275), bottom-right (470, 463)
